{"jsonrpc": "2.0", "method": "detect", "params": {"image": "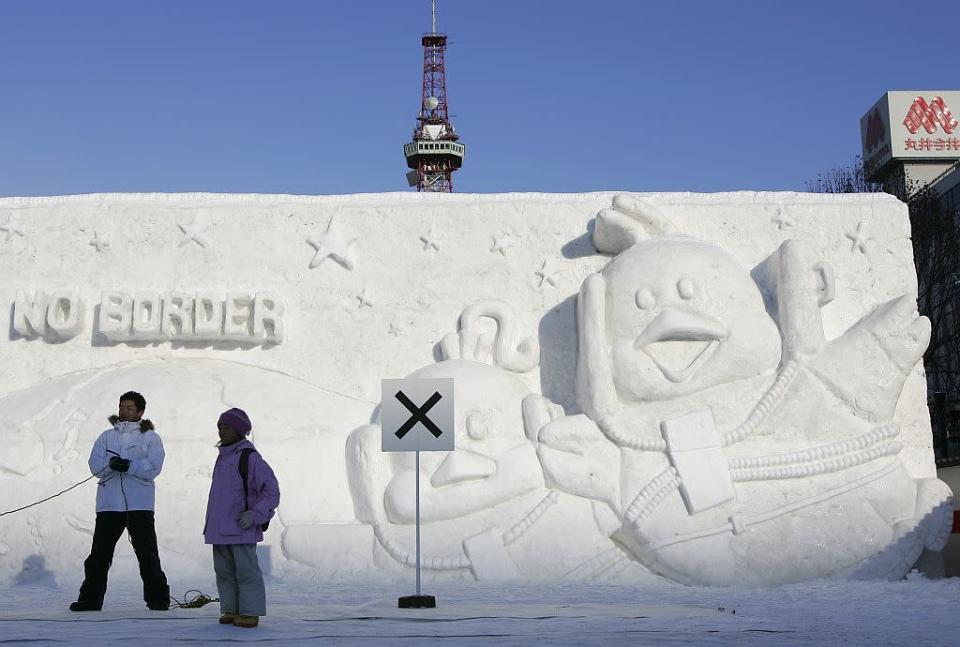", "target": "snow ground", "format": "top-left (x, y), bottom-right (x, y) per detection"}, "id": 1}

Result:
top-left (1, 575), bottom-right (957, 646)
